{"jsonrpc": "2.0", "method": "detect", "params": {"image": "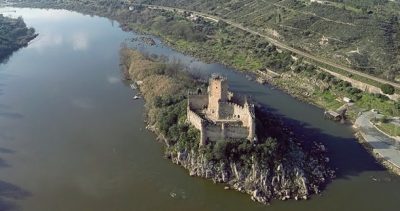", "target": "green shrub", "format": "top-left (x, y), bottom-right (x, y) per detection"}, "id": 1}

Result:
top-left (380, 84), bottom-right (395, 95)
